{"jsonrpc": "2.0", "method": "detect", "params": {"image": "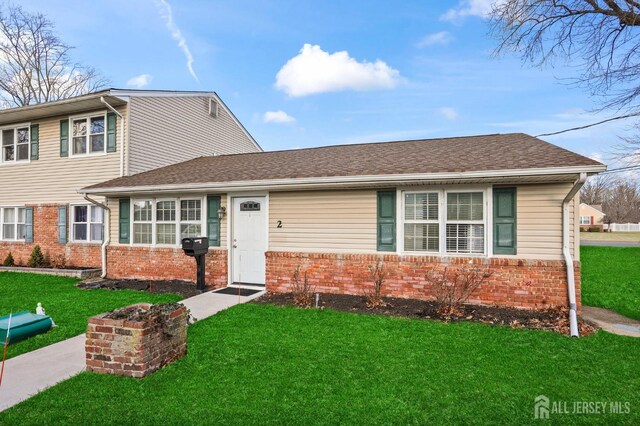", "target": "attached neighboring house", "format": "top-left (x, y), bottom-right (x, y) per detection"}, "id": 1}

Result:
top-left (579, 203), bottom-right (605, 231)
top-left (0, 89), bottom-right (261, 268)
top-left (81, 133), bottom-right (605, 322)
